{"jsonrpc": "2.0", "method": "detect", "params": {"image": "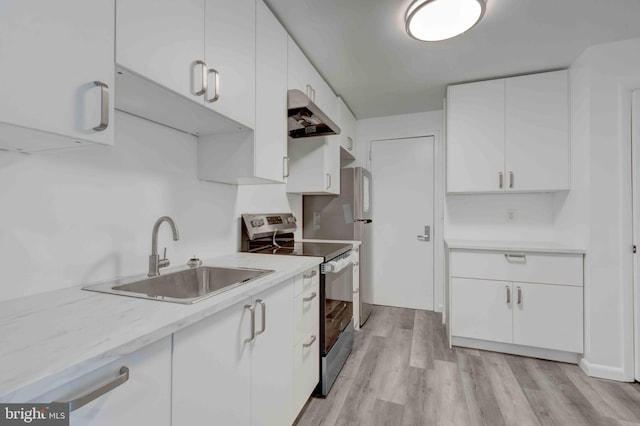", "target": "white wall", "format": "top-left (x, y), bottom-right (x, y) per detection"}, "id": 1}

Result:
top-left (0, 112), bottom-right (298, 302)
top-left (554, 38), bottom-right (640, 381)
